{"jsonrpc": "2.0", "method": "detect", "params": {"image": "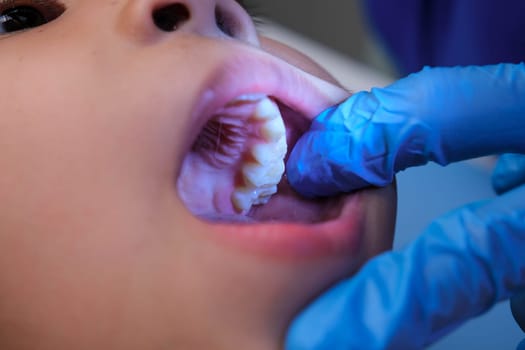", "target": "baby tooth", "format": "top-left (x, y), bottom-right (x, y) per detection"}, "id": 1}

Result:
top-left (243, 161), bottom-right (285, 188)
top-left (251, 139), bottom-right (287, 165)
top-left (252, 98), bottom-right (281, 121)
